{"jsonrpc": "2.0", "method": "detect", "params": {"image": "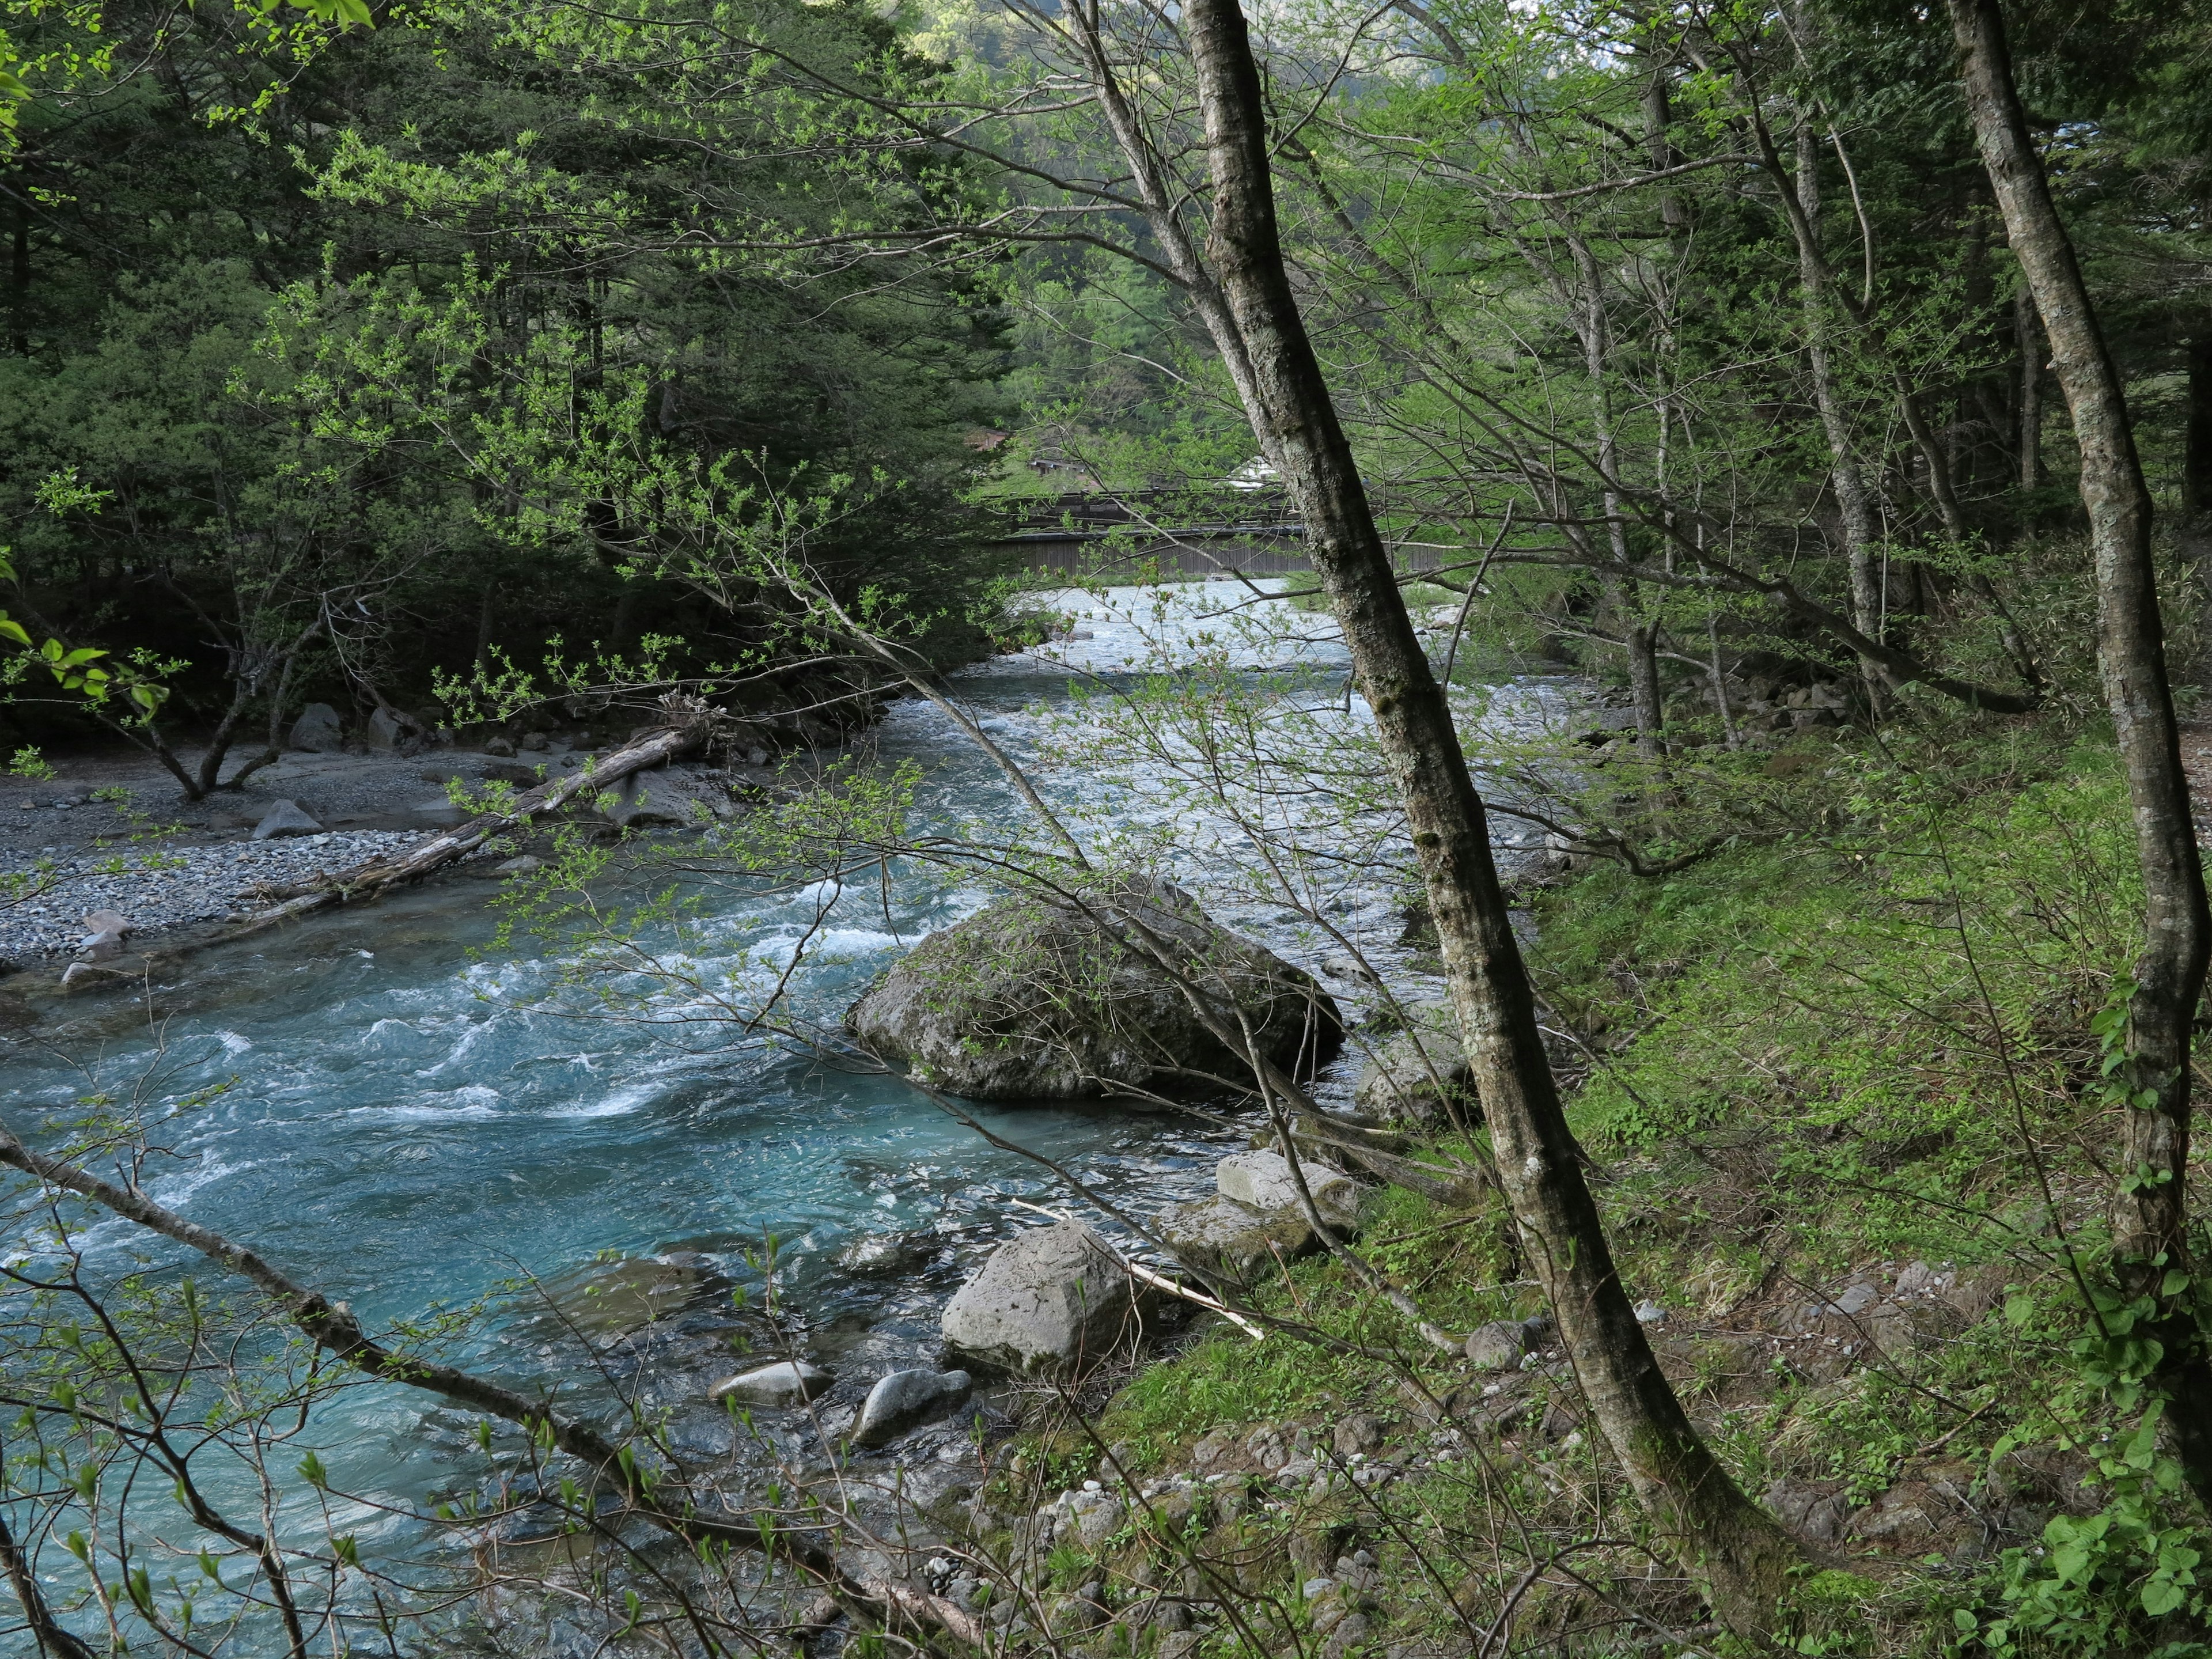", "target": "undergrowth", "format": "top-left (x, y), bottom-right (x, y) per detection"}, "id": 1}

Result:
top-left (1045, 733), bottom-right (2212, 1656)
